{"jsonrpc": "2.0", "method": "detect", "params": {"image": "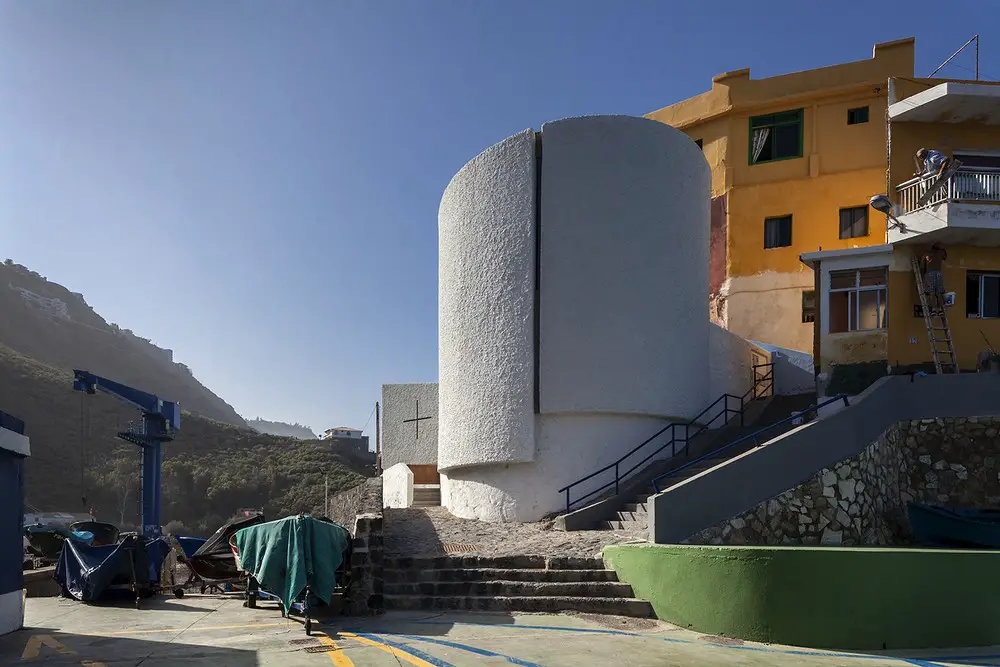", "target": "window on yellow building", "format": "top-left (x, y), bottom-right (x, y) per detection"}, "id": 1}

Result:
top-left (847, 106), bottom-right (869, 125)
top-left (749, 110), bottom-right (803, 165)
top-left (828, 268), bottom-right (887, 333)
top-left (839, 206), bottom-right (869, 239)
top-left (764, 215), bottom-right (792, 249)
top-left (967, 272), bottom-right (1000, 319)
top-left (802, 290), bottom-right (816, 323)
